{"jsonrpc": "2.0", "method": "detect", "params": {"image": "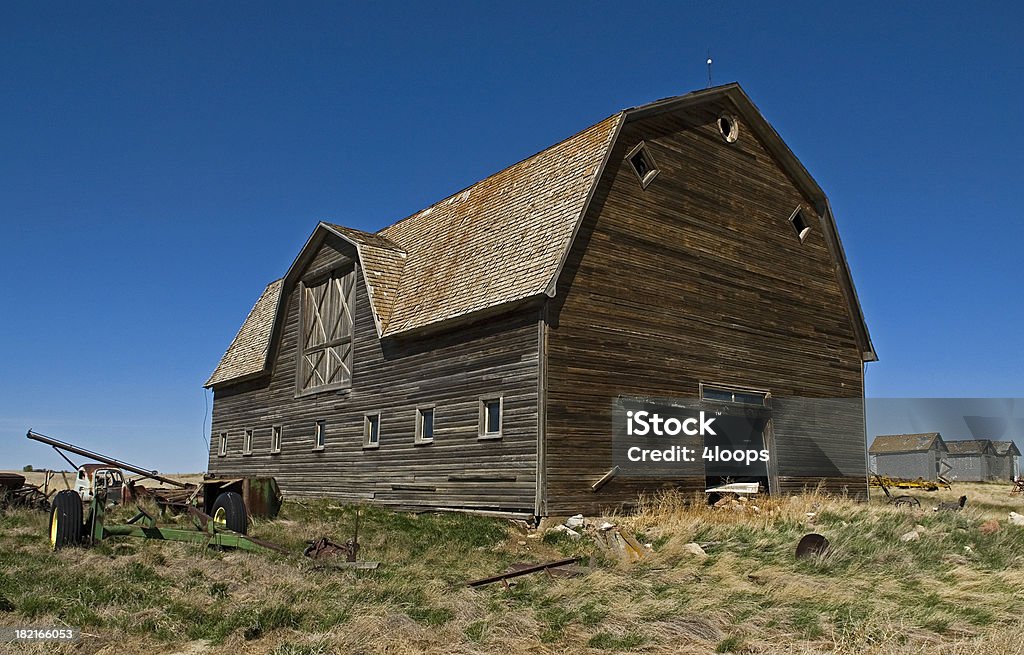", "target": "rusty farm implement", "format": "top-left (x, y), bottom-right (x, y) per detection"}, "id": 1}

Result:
top-left (26, 430), bottom-right (284, 553)
top-left (48, 485), bottom-right (286, 553)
